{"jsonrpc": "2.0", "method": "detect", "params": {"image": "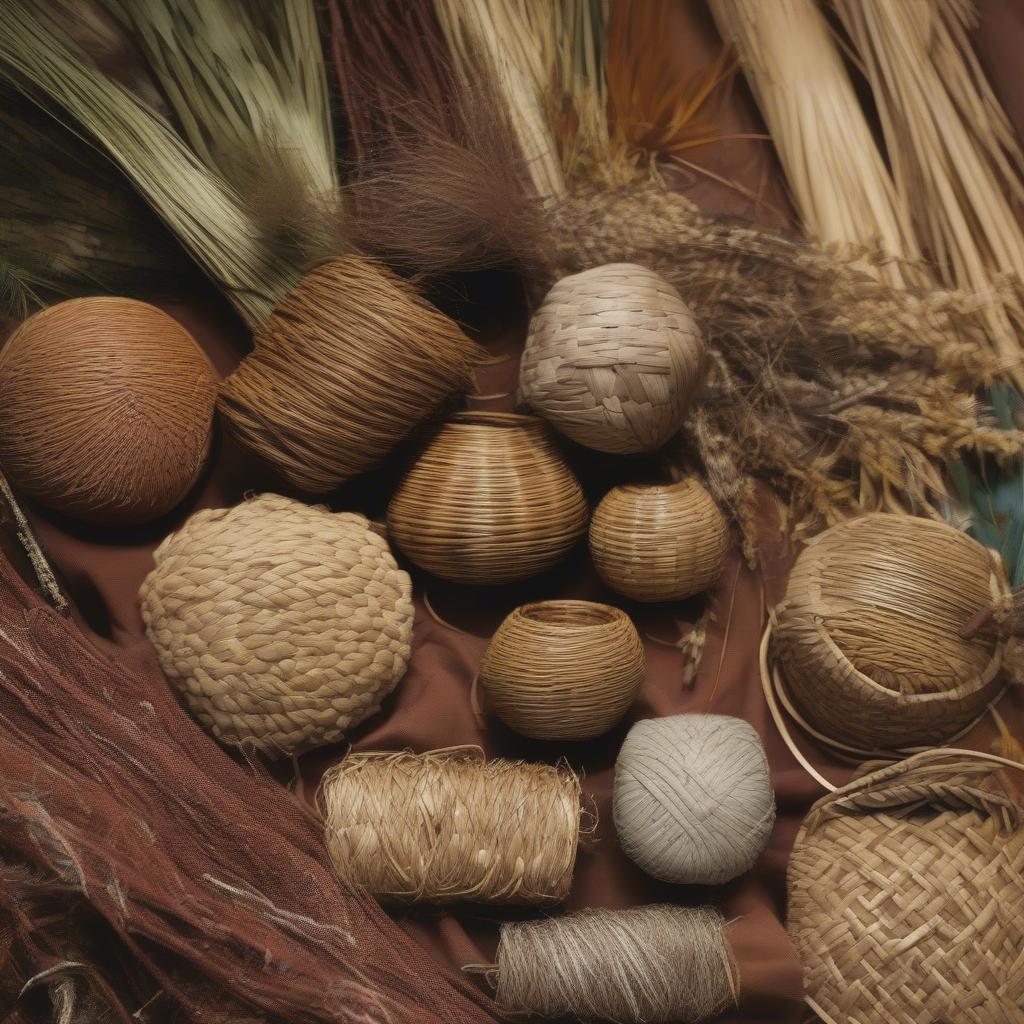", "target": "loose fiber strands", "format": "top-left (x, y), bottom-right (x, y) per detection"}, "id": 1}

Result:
top-left (479, 600), bottom-right (645, 741)
top-left (320, 749), bottom-right (583, 905)
top-left (479, 905), bottom-right (737, 1023)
